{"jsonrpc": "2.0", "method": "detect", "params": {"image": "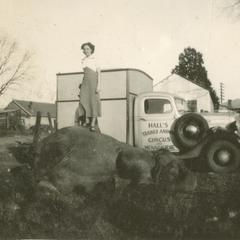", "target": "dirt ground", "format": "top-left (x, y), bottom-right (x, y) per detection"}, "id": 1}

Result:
top-left (1, 131), bottom-right (240, 239)
top-left (0, 135), bottom-right (32, 151)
